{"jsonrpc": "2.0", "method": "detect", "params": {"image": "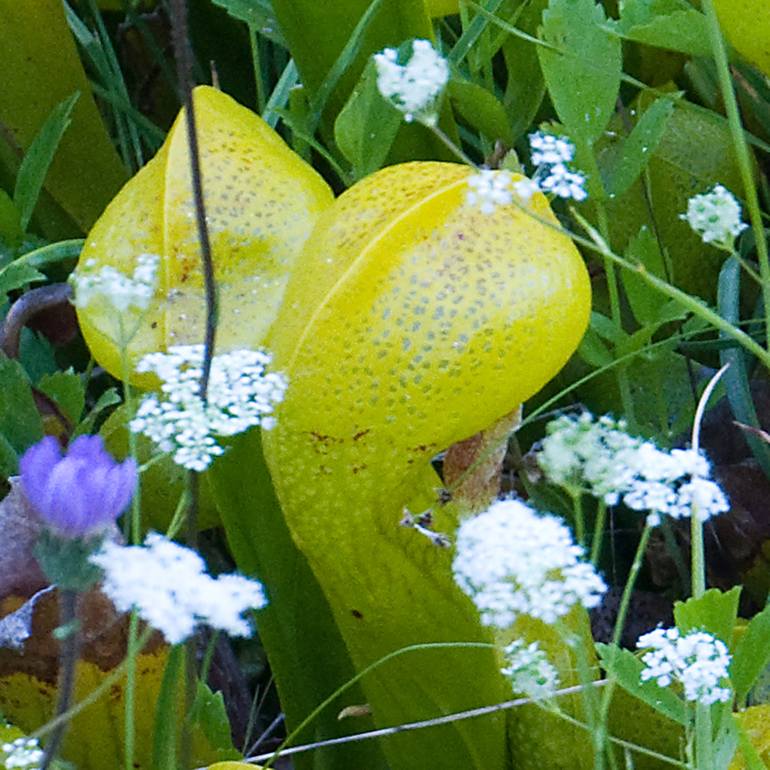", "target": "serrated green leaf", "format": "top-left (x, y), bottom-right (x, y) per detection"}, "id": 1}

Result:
top-left (732, 603), bottom-right (770, 705)
top-left (538, 0), bottom-right (621, 145)
top-left (334, 59), bottom-right (402, 179)
top-left (605, 97), bottom-right (675, 198)
top-left (597, 643), bottom-right (687, 725)
top-left (14, 93), bottom-right (79, 232)
top-left (207, 429), bottom-right (389, 770)
top-left (0, 352), bottom-right (43, 467)
top-left (0, 261), bottom-right (46, 302)
top-left (673, 587), bottom-right (741, 646)
top-left (622, 226), bottom-right (668, 326)
top-left (190, 682), bottom-right (239, 760)
top-left (37, 369), bottom-right (85, 424)
top-left (448, 79), bottom-right (513, 145)
top-left (616, 0), bottom-right (712, 57)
